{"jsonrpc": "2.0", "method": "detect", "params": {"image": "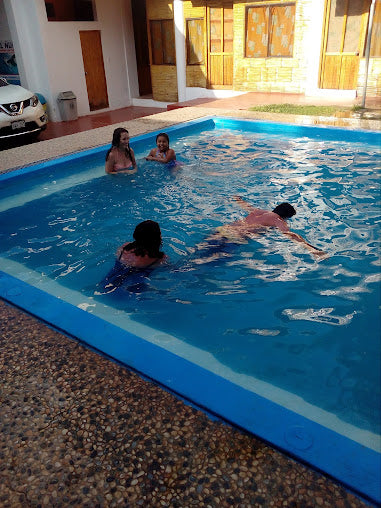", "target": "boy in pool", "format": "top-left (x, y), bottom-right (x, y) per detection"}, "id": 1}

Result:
top-left (197, 196), bottom-right (326, 260)
top-left (146, 132), bottom-right (177, 164)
